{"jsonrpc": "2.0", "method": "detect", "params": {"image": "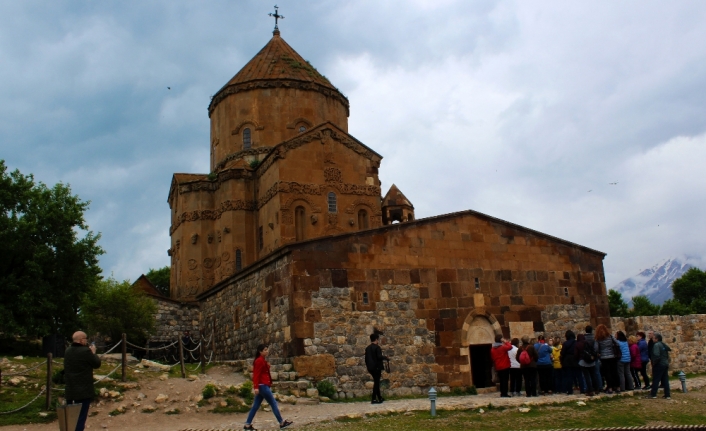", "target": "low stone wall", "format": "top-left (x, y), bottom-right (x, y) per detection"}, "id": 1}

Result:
top-left (611, 314), bottom-right (706, 373)
top-left (150, 296), bottom-right (201, 343)
top-left (541, 304), bottom-right (592, 341)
